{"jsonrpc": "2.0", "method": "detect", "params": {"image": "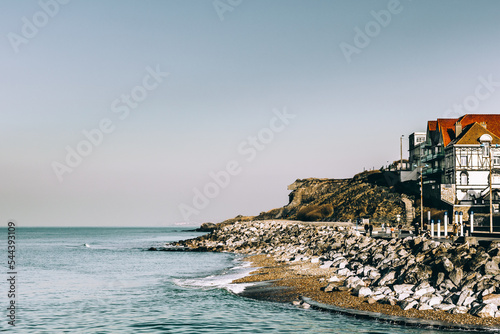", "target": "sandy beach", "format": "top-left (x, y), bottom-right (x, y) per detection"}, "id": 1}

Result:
top-left (233, 254), bottom-right (500, 330)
